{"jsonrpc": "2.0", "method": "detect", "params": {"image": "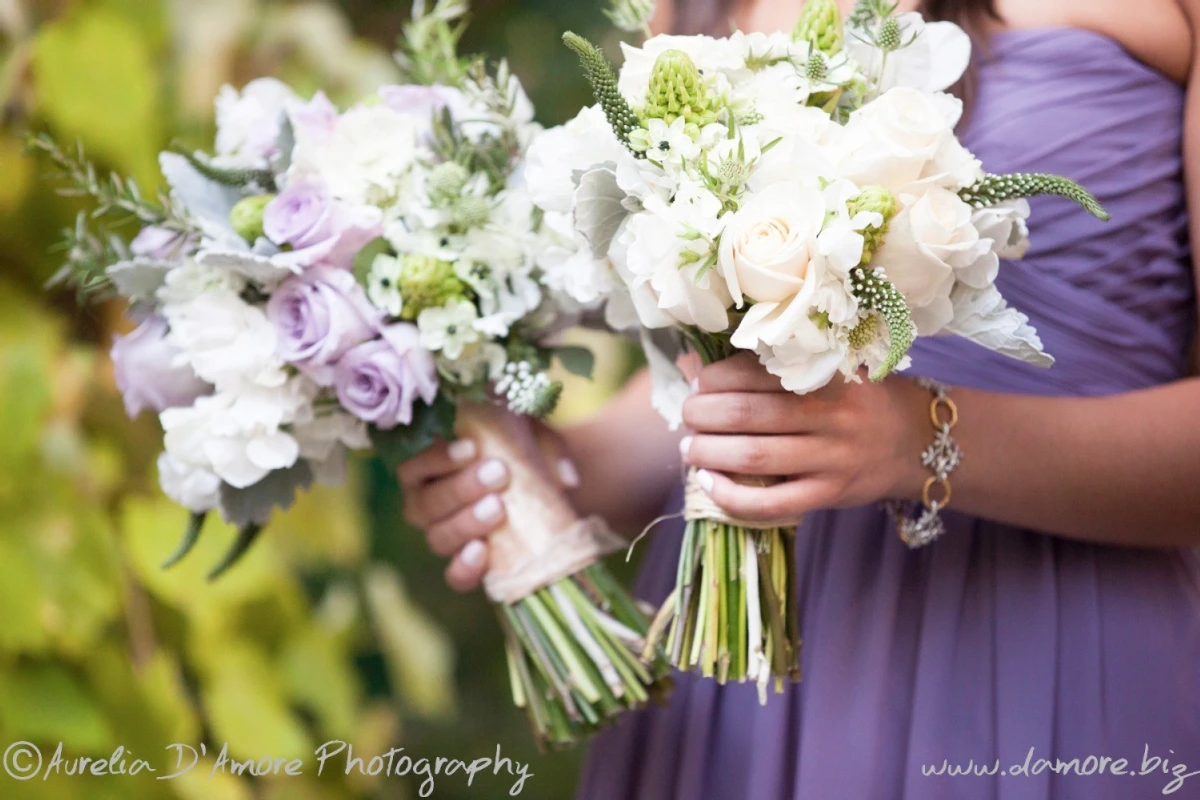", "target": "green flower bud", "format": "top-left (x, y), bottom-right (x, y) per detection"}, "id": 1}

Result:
top-left (452, 195), bottom-right (491, 229)
top-left (230, 195), bottom-right (274, 243)
top-left (643, 50), bottom-right (719, 128)
top-left (847, 185), bottom-right (898, 263)
top-left (878, 17), bottom-right (902, 52)
top-left (847, 313), bottom-right (879, 349)
top-left (793, 0), bottom-right (844, 55)
top-left (428, 162), bottom-right (470, 200)
top-left (397, 254), bottom-right (469, 321)
top-left (627, 127), bottom-right (653, 152)
top-left (563, 33), bottom-right (645, 159)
